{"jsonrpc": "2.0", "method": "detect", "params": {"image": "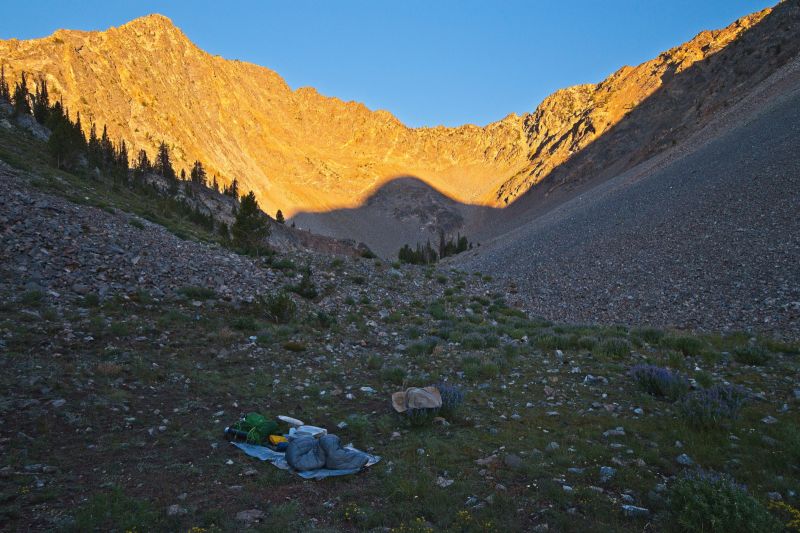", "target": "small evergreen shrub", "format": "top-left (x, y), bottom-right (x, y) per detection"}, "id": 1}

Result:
top-left (381, 367), bottom-right (406, 385)
top-left (21, 290), bottom-right (45, 307)
top-left (629, 364), bottom-right (690, 400)
top-left (478, 361), bottom-right (499, 379)
top-left (179, 285), bottom-right (217, 300)
top-left (345, 414), bottom-right (370, 441)
top-left (408, 338), bottom-right (437, 356)
top-left (483, 333), bottom-right (500, 348)
top-left (437, 383), bottom-right (464, 415)
top-left (667, 470), bottom-right (781, 532)
top-left (230, 316), bottom-right (258, 331)
top-left (405, 408), bottom-right (438, 427)
top-left (83, 293), bottom-right (101, 307)
top-left (534, 333), bottom-right (567, 350)
top-left (632, 327), bottom-right (665, 345)
top-left (596, 337), bottom-right (631, 359)
top-left (733, 345), bottom-right (770, 366)
top-left (679, 384), bottom-right (748, 429)
top-left (661, 335), bottom-right (705, 356)
top-left (428, 301), bottom-right (447, 320)
top-left (314, 310), bottom-right (335, 329)
top-left (270, 257), bottom-right (296, 272)
top-left (262, 292), bottom-right (296, 324)
top-left (461, 331), bottom-right (486, 349)
top-left (289, 267), bottom-right (318, 300)
top-left (694, 370), bottom-right (714, 389)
